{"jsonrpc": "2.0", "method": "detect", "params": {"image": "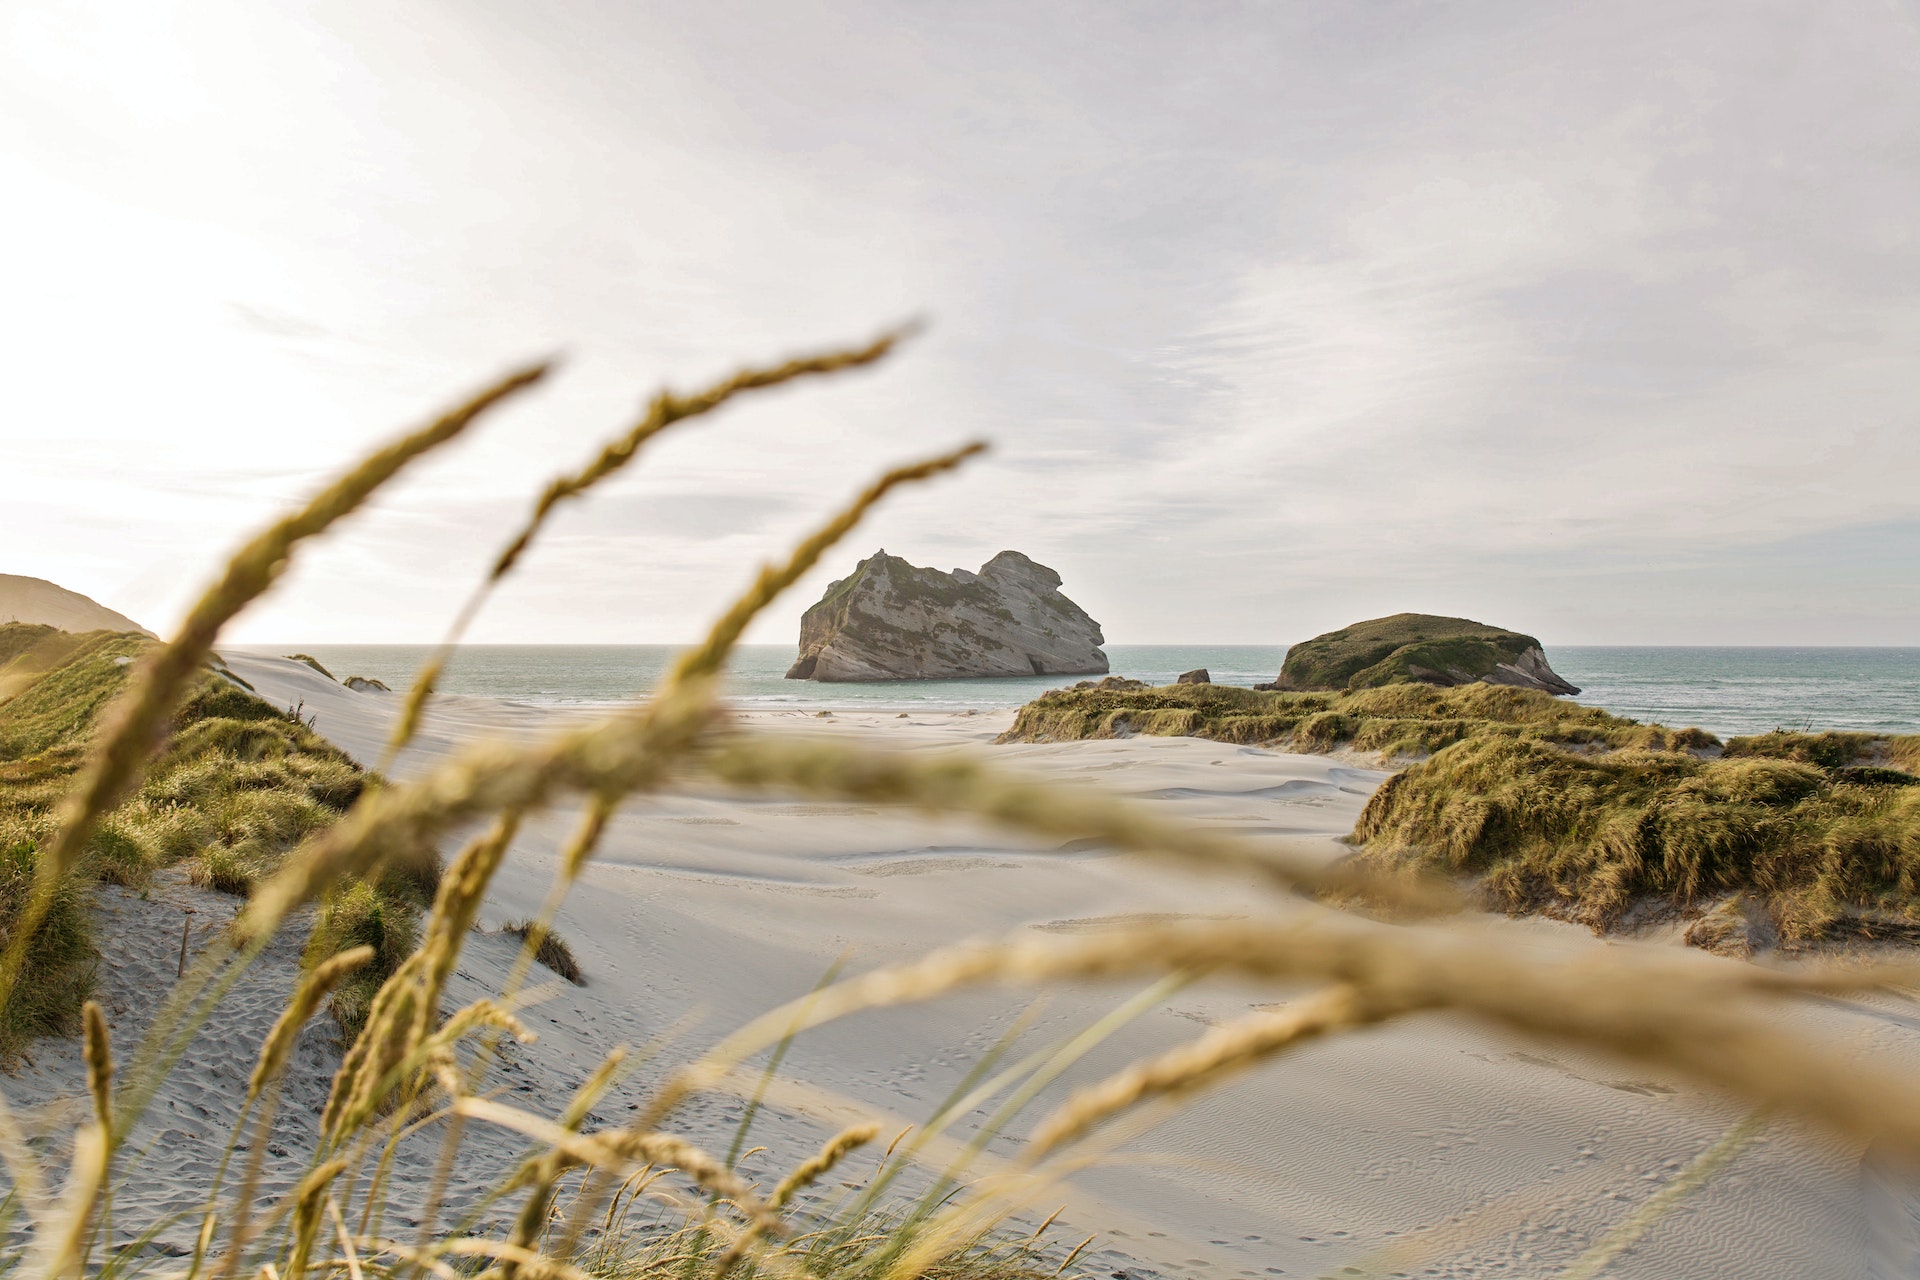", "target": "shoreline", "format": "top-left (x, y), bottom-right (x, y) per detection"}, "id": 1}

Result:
top-left (231, 643), bottom-right (1920, 739)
